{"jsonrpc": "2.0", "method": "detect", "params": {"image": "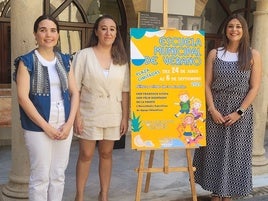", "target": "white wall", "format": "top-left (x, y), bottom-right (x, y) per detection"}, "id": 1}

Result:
top-left (150, 0), bottom-right (195, 16)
